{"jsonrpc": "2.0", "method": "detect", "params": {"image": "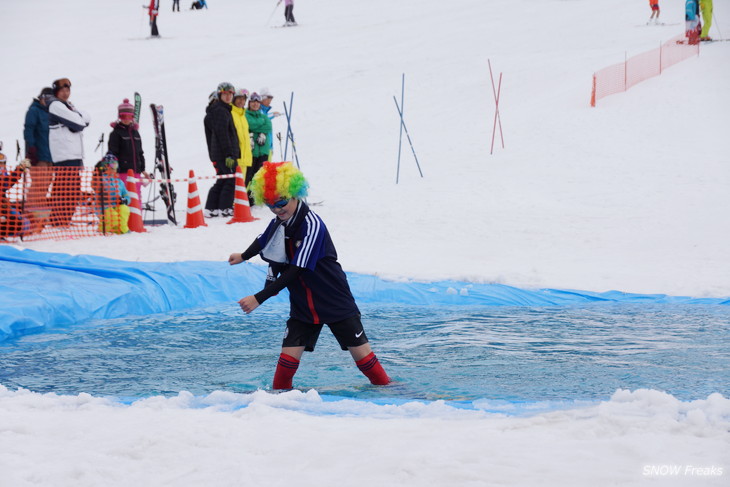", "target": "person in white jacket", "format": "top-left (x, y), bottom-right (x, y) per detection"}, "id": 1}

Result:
top-left (47, 78), bottom-right (91, 227)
